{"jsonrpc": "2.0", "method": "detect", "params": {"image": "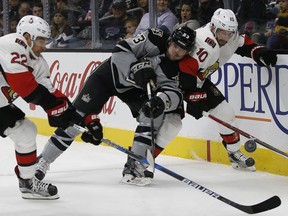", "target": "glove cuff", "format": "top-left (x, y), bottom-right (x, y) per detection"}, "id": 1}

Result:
top-left (251, 45), bottom-right (265, 60)
top-left (84, 114), bottom-right (100, 125)
top-left (156, 92), bottom-right (170, 111)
